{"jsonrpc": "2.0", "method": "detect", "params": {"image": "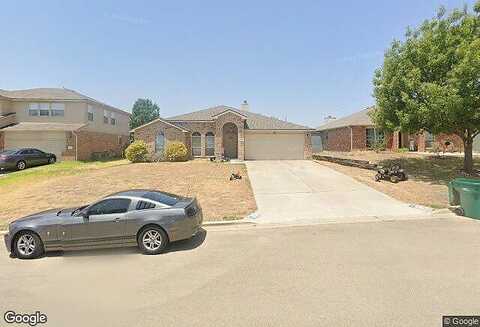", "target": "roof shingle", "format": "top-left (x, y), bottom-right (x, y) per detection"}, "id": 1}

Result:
top-left (167, 105), bottom-right (312, 130)
top-left (316, 107), bottom-right (374, 131)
